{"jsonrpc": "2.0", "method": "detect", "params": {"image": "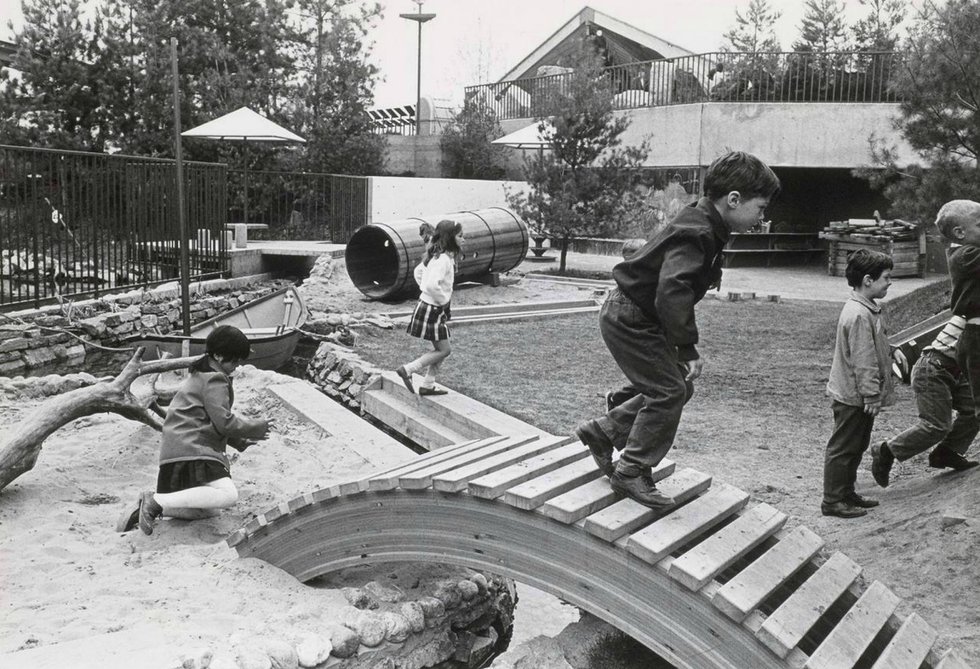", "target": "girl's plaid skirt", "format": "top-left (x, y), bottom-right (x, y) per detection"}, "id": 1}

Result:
top-left (406, 300), bottom-right (451, 341)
